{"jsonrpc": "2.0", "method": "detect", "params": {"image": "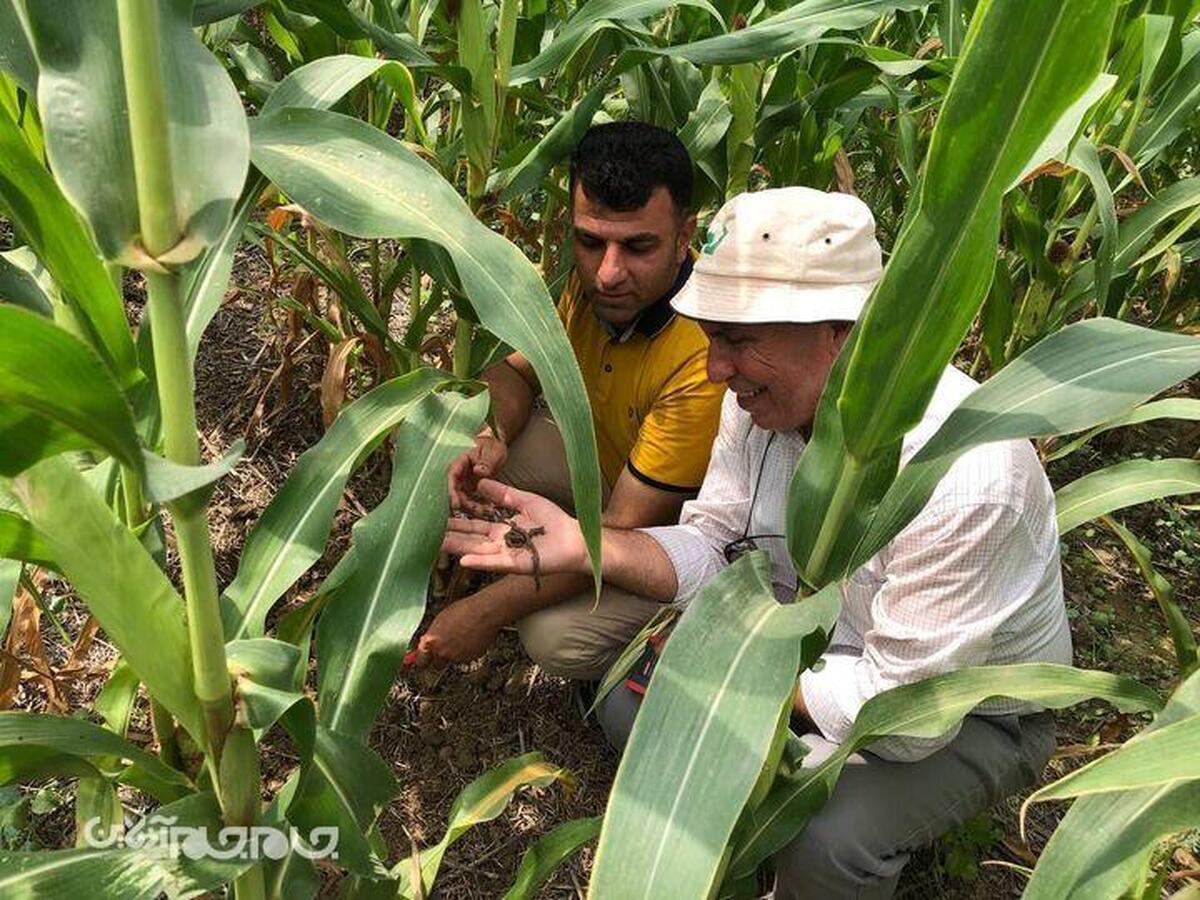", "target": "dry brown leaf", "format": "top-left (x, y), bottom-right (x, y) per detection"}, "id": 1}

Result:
top-left (321, 337), bottom-right (361, 429)
top-left (834, 148), bottom-right (857, 196)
